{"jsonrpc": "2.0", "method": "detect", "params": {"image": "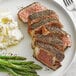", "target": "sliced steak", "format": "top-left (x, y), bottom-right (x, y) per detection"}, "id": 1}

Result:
top-left (28, 18), bottom-right (59, 36)
top-left (34, 47), bottom-right (61, 70)
top-left (33, 33), bottom-right (65, 51)
top-left (45, 25), bottom-right (67, 36)
top-left (44, 25), bottom-right (71, 47)
top-left (33, 40), bottom-right (64, 62)
top-left (28, 21), bottom-right (63, 37)
top-left (18, 2), bottom-right (72, 71)
top-left (30, 17), bottom-right (59, 30)
top-left (29, 10), bottom-right (58, 20)
top-left (28, 10), bottom-right (59, 25)
top-left (18, 2), bottom-right (47, 23)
